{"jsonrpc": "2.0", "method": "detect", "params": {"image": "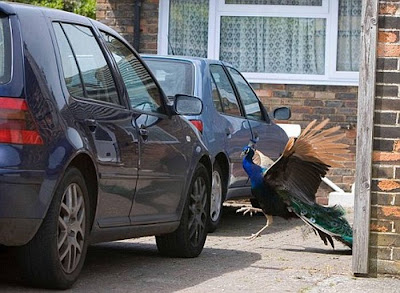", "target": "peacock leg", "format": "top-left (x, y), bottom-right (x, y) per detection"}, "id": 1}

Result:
top-left (245, 214), bottom-right (273, 240)
top-left (236, 206), bottom-right (263, 217)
